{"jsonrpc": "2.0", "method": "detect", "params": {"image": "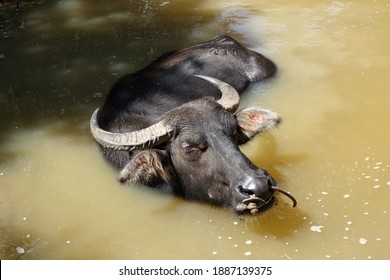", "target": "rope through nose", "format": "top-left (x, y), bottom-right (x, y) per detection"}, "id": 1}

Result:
top-left (271, 186), bottom-right (297, 207)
